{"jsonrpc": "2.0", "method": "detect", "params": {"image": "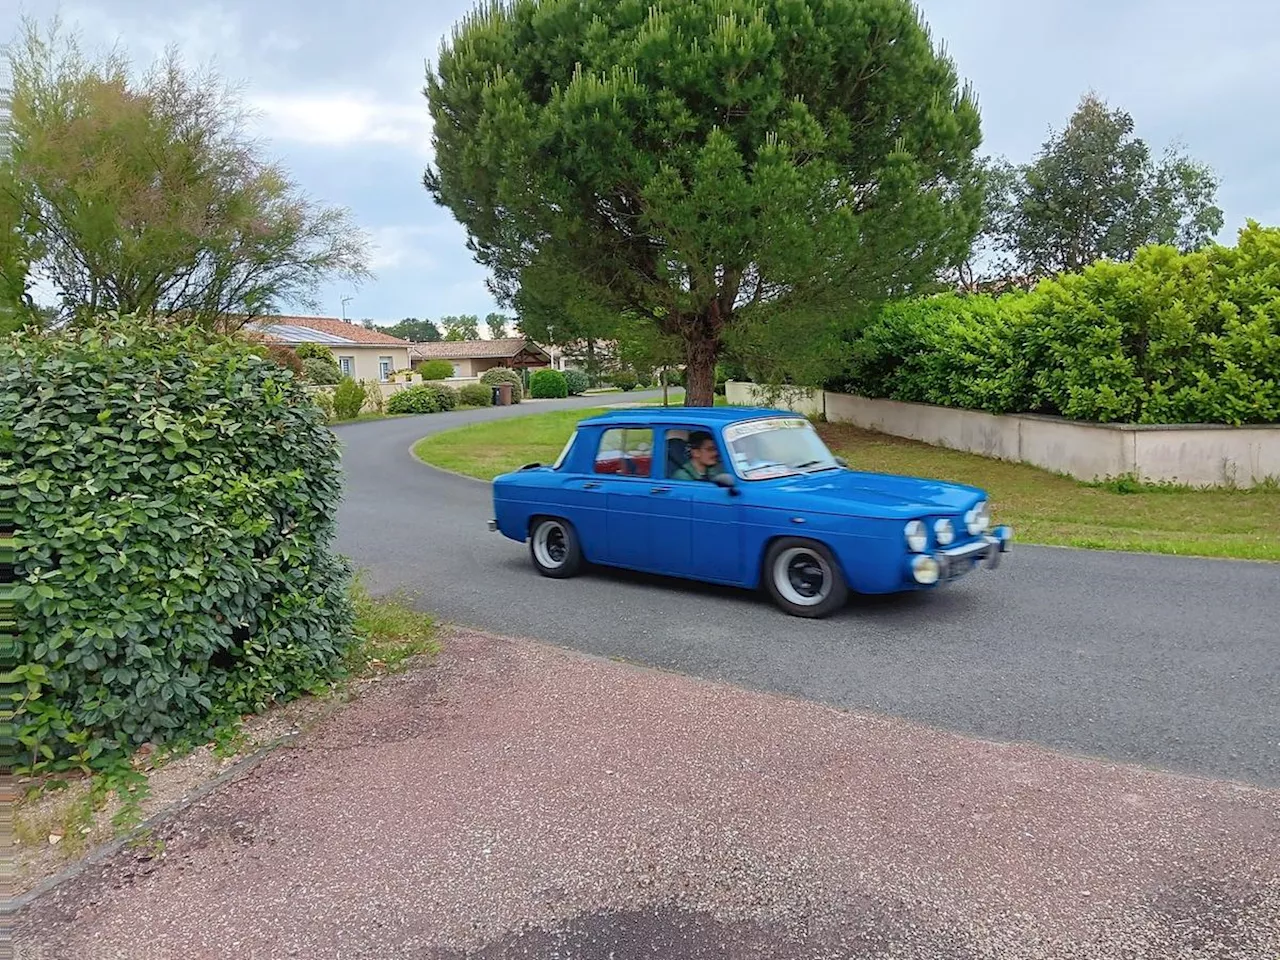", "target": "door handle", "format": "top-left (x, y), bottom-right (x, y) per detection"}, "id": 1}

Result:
top-left (583, 481), bottom-right (600, 489)
top-left (650, 486), bottom-right (670, 494)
